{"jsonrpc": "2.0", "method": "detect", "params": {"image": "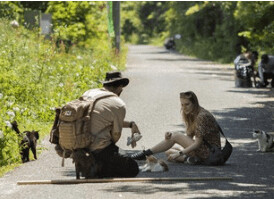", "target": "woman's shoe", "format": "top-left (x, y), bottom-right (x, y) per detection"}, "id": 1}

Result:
top-left (130, 149), bottom-right (153, 160)
top-left (186, 156), bottom-right (200, 165)
top-left (130, 151), bottom-right (146, 160)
